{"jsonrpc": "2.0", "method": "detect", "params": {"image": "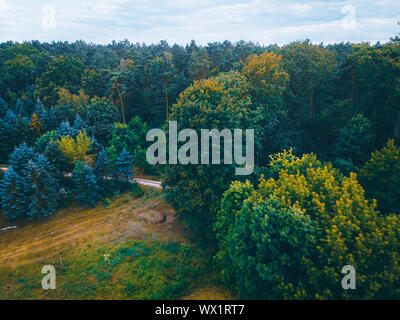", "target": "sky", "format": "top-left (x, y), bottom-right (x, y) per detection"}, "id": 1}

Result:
top-left (0, 0), bottom-right (398, 45)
